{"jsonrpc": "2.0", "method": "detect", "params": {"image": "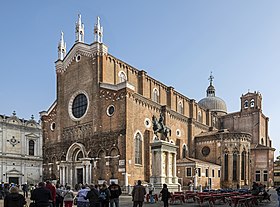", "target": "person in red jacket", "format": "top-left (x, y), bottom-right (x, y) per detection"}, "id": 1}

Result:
top-left (46, 180), bottom-right (56, 207)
